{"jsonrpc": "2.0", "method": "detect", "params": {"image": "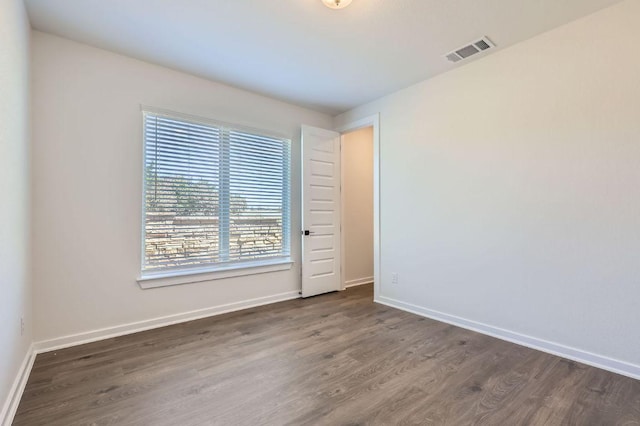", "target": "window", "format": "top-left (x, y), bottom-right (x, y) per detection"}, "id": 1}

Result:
top-left (141, 110), bottom-right (291, 280)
